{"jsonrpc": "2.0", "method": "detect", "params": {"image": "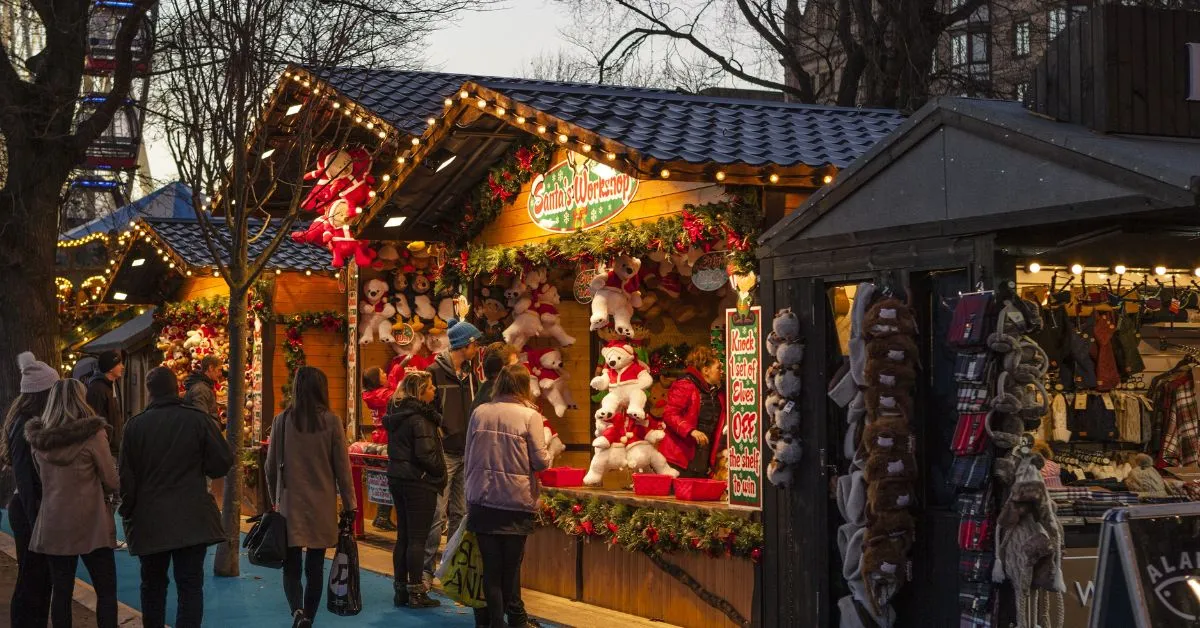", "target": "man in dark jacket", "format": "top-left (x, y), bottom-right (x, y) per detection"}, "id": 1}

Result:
top-left (184, 356), bottom-right (223, 425)
top-left (119, 367), bottom-right (233, 628)
top-left (423, 319), bottom-right (482, 586)
top-left (86, 349), bottom-right (125, 457)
